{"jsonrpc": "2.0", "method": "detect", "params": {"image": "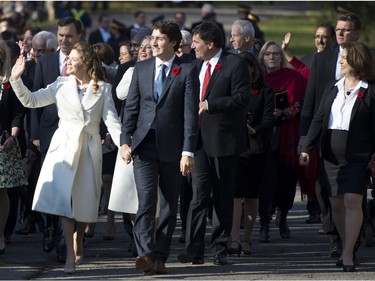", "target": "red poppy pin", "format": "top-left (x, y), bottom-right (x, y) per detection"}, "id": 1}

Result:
top-left (93, 83), bottom-right (99, 93)
top-left (251, 89), bottom-right (259, 95)
top-left (357, 91), bottom-right (364, 99)
top-left (172, 67), bottom-right (180, 75)
top-left (215, 63), bottom-right (222, 70)
top-left (2, 83), bottom-right (11, 89)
